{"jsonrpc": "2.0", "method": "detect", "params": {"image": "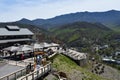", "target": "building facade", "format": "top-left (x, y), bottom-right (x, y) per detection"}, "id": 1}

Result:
top-left (0, 25), bottom-right (34, 49)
